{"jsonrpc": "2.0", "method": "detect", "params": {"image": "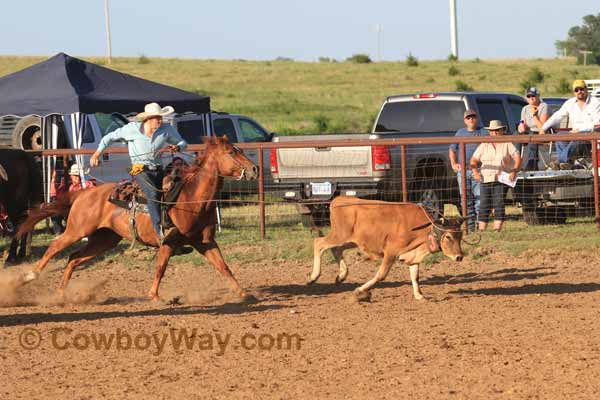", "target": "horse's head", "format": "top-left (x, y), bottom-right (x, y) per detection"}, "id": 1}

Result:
top-left (204, 136), bottom-right (258, 181)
